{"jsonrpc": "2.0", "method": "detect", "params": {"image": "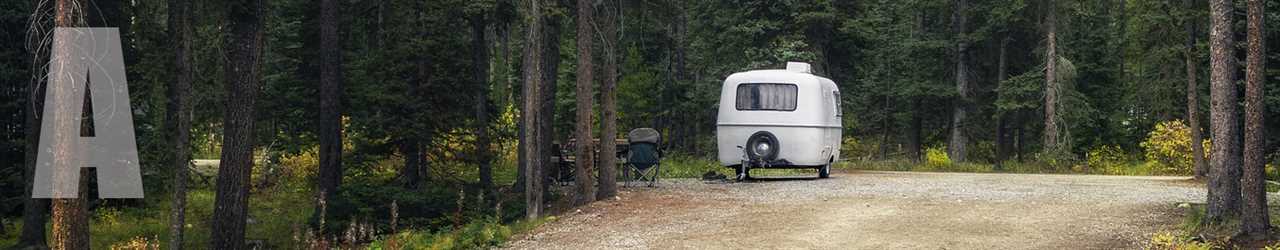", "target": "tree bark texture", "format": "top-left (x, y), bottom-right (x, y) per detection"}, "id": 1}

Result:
top-left (1240, 0), bottom-right (1268, 237)
top-left (1043, 1), bottom-right (1061, 154)
top-left (210, 0), bottom-right (265, 248)
top-left (522, 0), bottom-right (546, 220)
top-left (1205, 0), bottom-right (1241, 223)
top-left (948, 0), bottom-right (969, 163)
top-left (472, 13), bottom-right (494, 195)
top-left (316, 0), bottom-right (345, 208)
top-left (573, 0), bottom-right (597, 206)
top-left (50, 1), bottom-right (88, 248)
top-left (1184, 0), bottom-right (1207, 179)
top-left (597, 0), bottom-right (619, 200)
top-left (166, 0), bottom-right (195, 247)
